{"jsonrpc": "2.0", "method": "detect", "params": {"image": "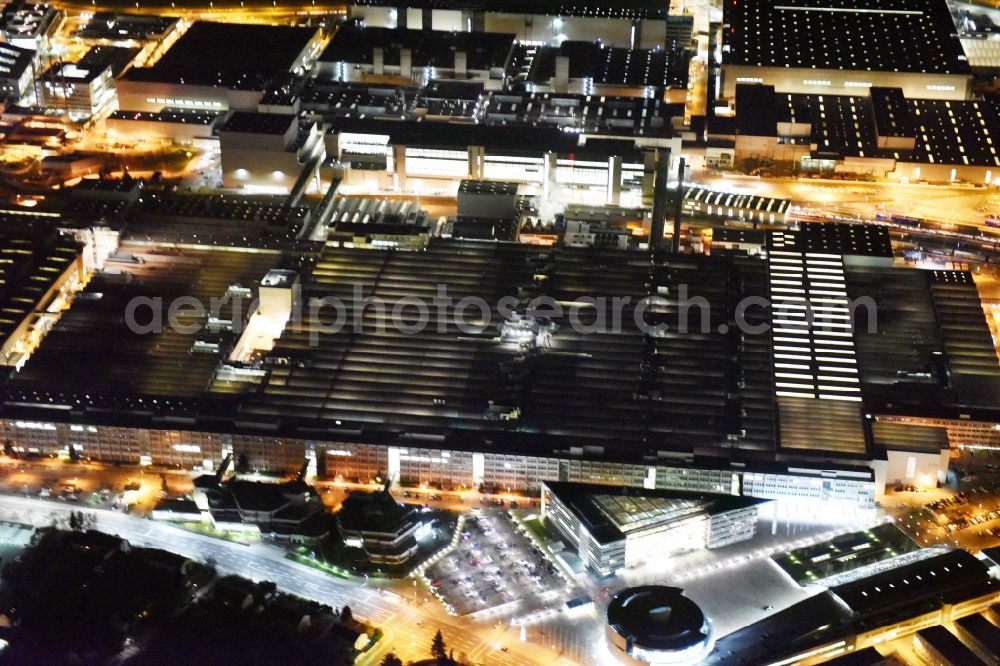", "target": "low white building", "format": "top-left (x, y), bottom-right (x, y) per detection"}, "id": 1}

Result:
top-left (104, 109), bottom-right (221, 149)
